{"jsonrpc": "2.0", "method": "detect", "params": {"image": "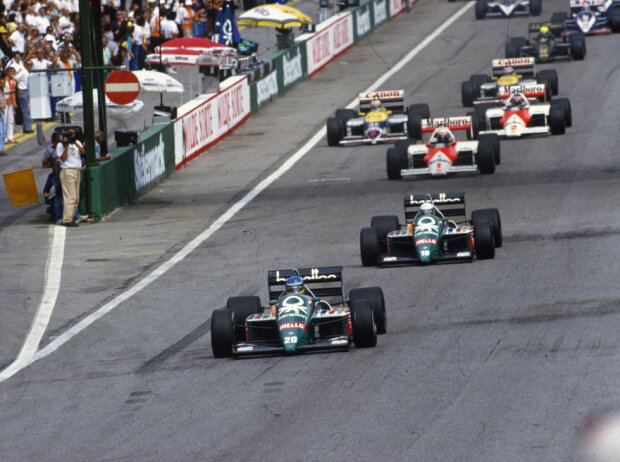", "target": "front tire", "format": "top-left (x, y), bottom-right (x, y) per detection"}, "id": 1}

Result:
top-left (350, 287), bottom-right (387, 335)
top-left (609, 7), bottom-right (620, 33)
top-left (360, 227), bottom-right (380, 267)
top-left (350, 298), bottom-right (377, 348)
top-left (473, 220), bottom-right (495, 260)
top-left (478, 133), bottom-right (500, 164)
top-left (554, 98), bottom-right (572, 127)
top-left (471, 208), bottom-right (502, 247)
top-left (475, 0), bottom-right (488, 20)
top-left (211, 309), bottom-right (234, 358)
top-left (569, 34), bottom-right (586, 60)
top-left (549, 103), bottom-right (566, 135)
top-left (327, 117), bottom-right (341, 147)
top-left (477, 141), bottom-right (496, 174)
top-left (387, 147), bottom-right (403, 180)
